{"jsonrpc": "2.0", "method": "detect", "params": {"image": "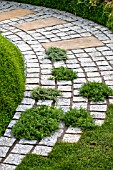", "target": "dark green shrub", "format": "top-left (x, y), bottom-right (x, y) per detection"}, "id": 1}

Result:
top-left (64, 107), bottom-right (96, 130)
top-left (46, 47), bottom-right (68, 62)
top-left (0, 34), bottom-right (25, 136)
top-left (79, 81), bottom-right (113, 102)
top-left (50, 66), bottom-right (77, 81)
top-left (11, 0), bottom-right (113, 32)
top-left (12, 105), bottom-right (64, 140)
top-left (31, 86), bottom-right (62, 101)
